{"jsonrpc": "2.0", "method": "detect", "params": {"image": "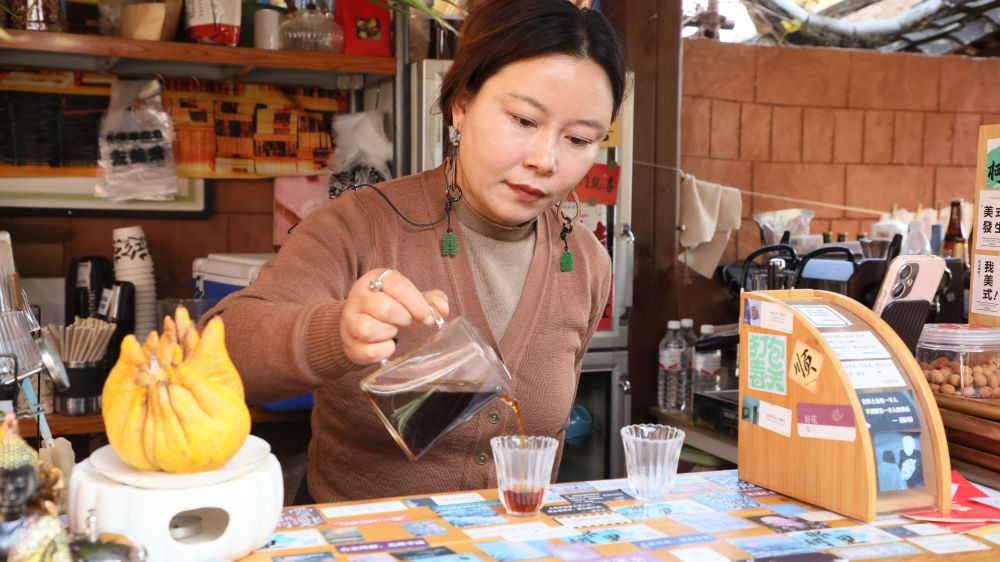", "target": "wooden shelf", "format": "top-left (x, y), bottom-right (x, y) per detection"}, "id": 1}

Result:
top-left (0, 30), bottom-right (395, 88)
top-left (16, 406), bottom-right (309, 437)
top-left (651, 407), bottom-right (738, 464)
